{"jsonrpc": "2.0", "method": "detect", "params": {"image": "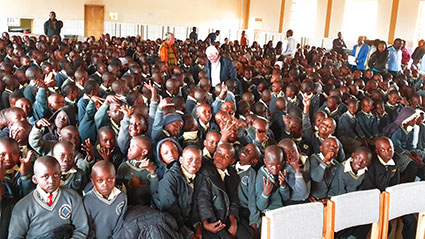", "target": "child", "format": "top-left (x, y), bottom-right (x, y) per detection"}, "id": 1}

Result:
top-left (309, 137), bottom-right (339, 200)
top-left (53, 141), bottom-right (88, 195)
top-left (155, 138), bottom-right (182, 179)
top-left (180, 114), bottom-right (203, 148)
top-left (83, 161), bottom-right (127, 239)
top-left (285, 85), bottom-right (302, 111)
top-left (375, 99), bottom-right (391, 136)
top-left (329, 147), bottom-right (372, 196)
top-left (203, 131), bottom-right (221, 162)
top-left (158, 146), bottom-right (203, 239)
top-left (319, 96), bottom-right (343, 123)
top-left (337, 98), bottom-right (363, 154)
top-left (77, 80), bottom-right (100, 122)
top-left (0, 137), bottom-right (34, 200)
top-left (356, 97), bottom-right (378, 146)
top-left (235, 144), bottom-right (261, 237)
top-left (91, 127), bottom-right (125, 171)
top-left (385, 90), bottom-right (402, 123)
top-left (117, 136), bottom-right (158, 205)
top-left (278, 139), bottom-right (310, 204)
top-left (9, 156), bottom-right (89, 238)
top-left (198, 143), bottom-right (250, 238)
top-left (249, 118), bottom-right (272, 156)
top-left (196, 104), bottom-right (218, 141)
